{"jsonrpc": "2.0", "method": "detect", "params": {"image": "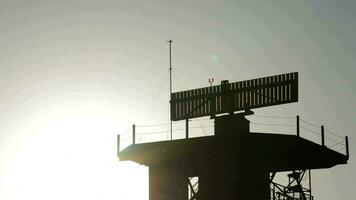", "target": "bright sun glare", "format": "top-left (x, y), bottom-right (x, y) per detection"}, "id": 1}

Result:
top-left (0, 102), bottom-right (148, 200)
